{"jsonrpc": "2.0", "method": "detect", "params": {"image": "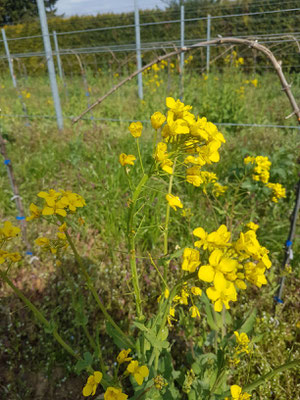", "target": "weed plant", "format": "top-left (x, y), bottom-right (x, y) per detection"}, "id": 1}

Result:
top-left (0, 63), bottom-right (299, 399)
